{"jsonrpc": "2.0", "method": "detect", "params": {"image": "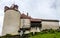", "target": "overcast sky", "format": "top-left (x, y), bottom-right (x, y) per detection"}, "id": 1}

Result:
top-left (0, 0), bottom-right (60, 35)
